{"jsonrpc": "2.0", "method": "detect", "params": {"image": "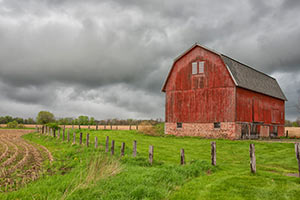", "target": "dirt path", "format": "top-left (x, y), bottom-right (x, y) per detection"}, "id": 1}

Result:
top-left (0, 129), bottom-right (53, 192)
